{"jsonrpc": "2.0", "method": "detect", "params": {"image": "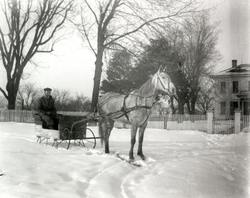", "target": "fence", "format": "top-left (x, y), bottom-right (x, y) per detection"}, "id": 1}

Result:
top-left (1, 110), bottom-right (249, 133)
top-left (165, 114), bottom-right (207, 122)
top-left (212, 112), bottom-right (250, 134)
top-left (147, 114), bottom-right (207, 131)
top-left (241, 115), bottom-right (250, 132)
top-left (0, 110), bottom-right (88, 123)
top-left (213, 117), bottom-right (234, 134)
top-left (0, 110), bottom-right (98, 126)
top-left (0, 110), bottom-right (34, 123)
